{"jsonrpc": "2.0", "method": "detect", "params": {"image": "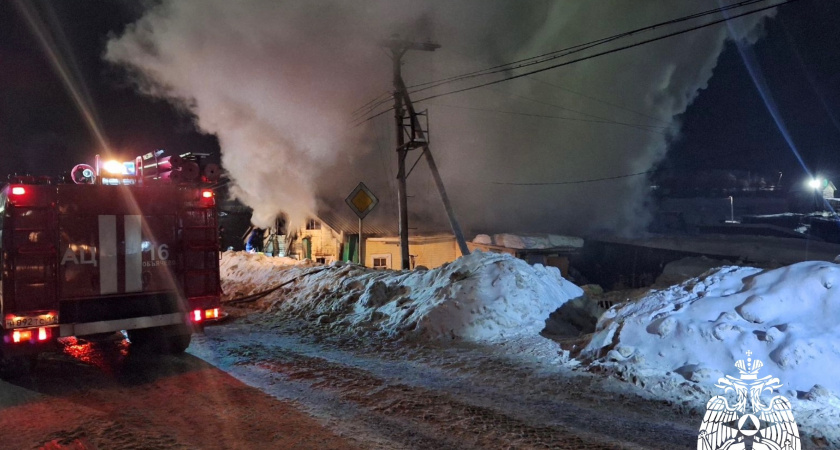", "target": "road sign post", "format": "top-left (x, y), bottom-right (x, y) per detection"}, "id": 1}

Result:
top-left (345, 182), bottom-right (379, 266)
